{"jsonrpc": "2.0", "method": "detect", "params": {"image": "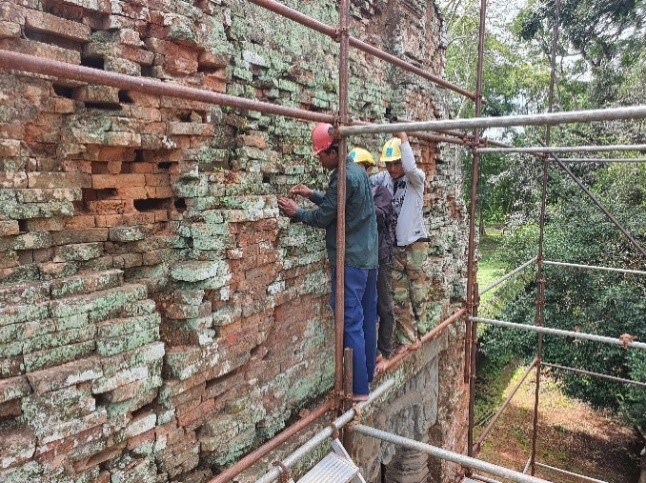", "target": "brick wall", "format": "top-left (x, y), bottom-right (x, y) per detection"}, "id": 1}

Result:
top-left (0, 0), bottom-right (467, 481)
